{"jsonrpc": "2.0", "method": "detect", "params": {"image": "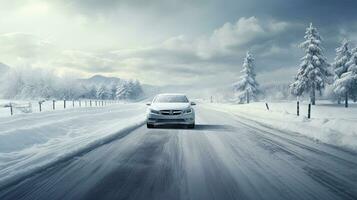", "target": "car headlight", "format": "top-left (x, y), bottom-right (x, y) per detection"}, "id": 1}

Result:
top-left (150, 109), bottom-right (160, 114)
top-left (183, 108), bottom-right (193, 114)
